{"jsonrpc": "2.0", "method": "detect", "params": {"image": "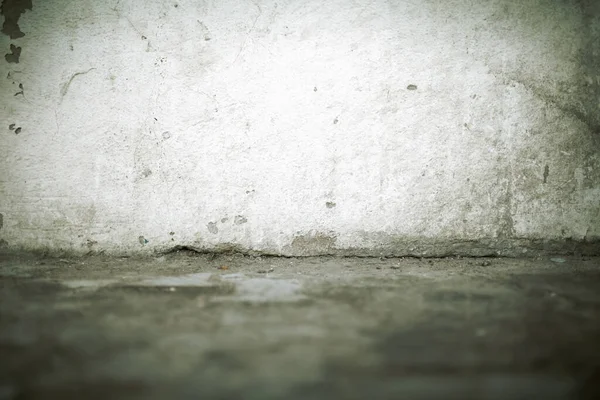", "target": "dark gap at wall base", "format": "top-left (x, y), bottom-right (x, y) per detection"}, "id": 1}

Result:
top-left (1, 238), bottom-right (598, 259)
top-left (162, 239), bottom-right (599, 258)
